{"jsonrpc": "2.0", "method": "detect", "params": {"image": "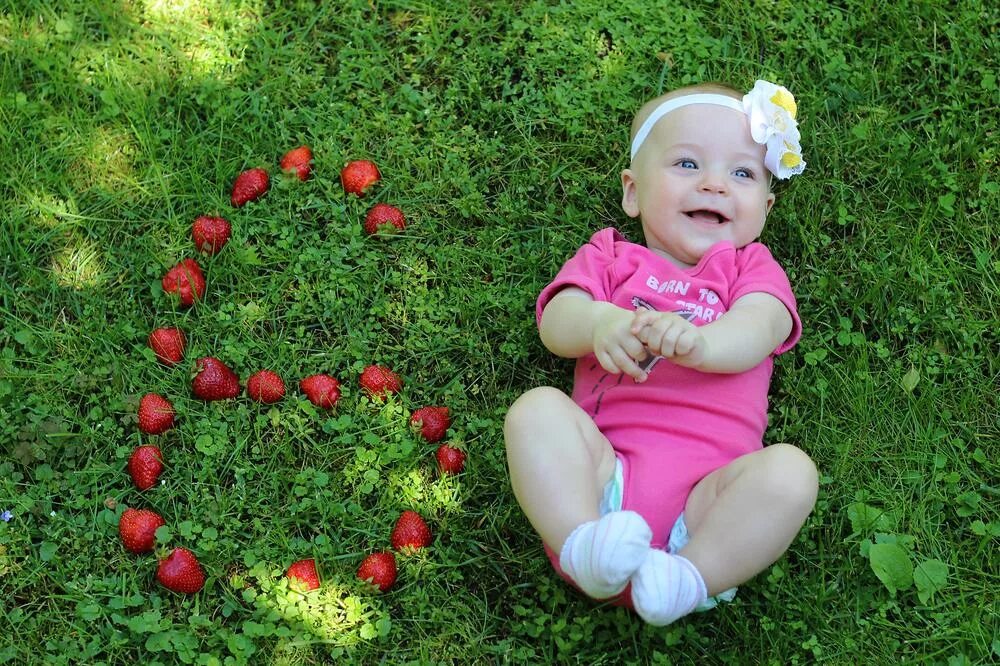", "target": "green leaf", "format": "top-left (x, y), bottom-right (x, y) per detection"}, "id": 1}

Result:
top-left (901, 366), bottom-right (920, 393)
top-left (937, 192), bottom-right (956, 214)
top-left (868, 542), bottom-right (913, 595)
top-left (195, 434), bottom-right (218, 455)
top-left (39, 541), bottom-right (58, 562)
top-left (76, 603), bottom-right (102, 621)
top-left (913, 558), bottom-right (948, 604)
top-left (847, 502), bottom-right (894, 534)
